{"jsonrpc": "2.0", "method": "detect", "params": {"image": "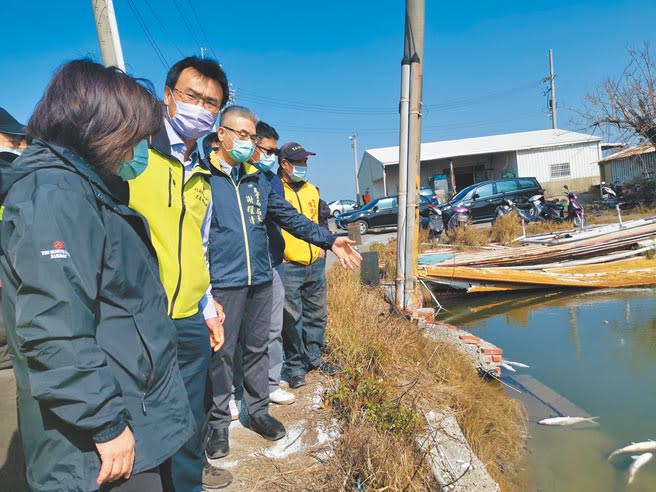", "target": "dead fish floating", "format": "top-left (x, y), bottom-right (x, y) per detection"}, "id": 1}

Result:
top-left (628, 452), bottom-right (653, 484)
top-left (502, 360), bottom-right (530, 369)
top-left (538, 416), bottom-right (599, 426)
top-left (608, 440), bottom-right (656, 461)
top-left (499, 362), bottom-right (517, 372)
